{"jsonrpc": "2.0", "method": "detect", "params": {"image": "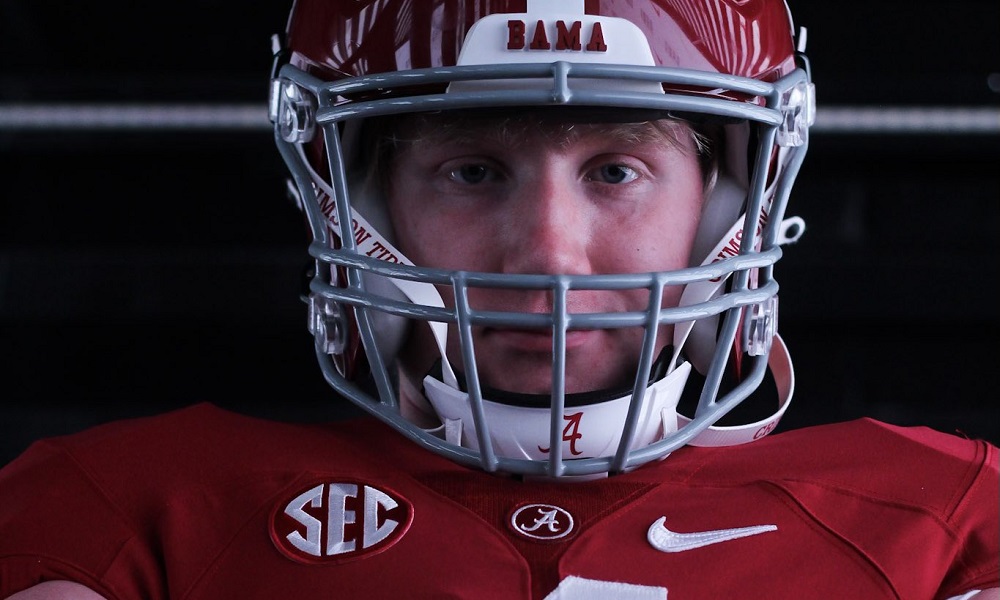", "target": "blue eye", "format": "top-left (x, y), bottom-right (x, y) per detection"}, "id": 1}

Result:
top-left (597, 164), bottom-right (638, 184)
top-left (449, 164), bottom-right (490, 184)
